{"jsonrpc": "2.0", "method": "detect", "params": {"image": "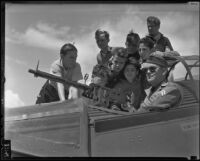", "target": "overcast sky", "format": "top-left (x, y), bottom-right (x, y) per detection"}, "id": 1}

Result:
top-left (4, 2), bottom-right (199, 108)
